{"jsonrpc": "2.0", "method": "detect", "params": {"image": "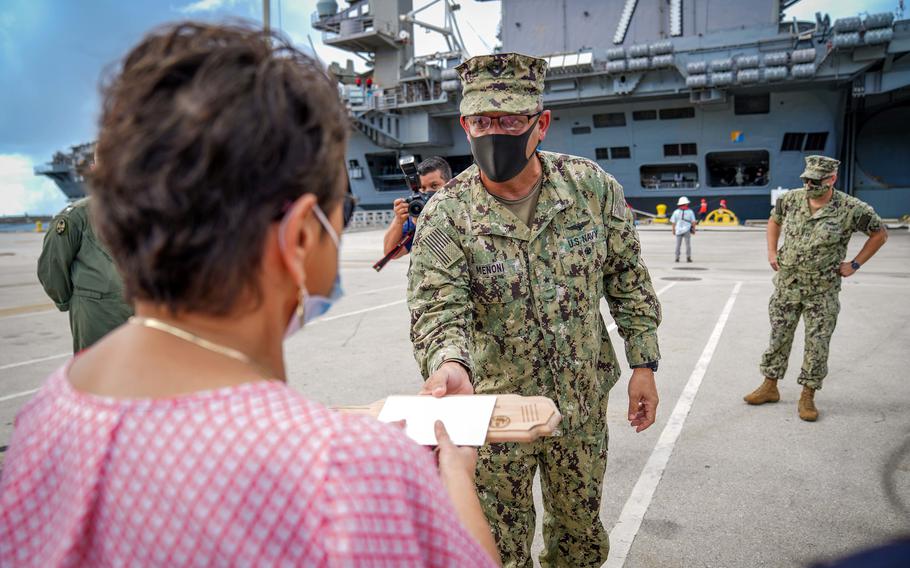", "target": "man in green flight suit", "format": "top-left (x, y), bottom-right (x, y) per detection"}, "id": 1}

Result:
top-left (407, 53), bottom-right (662, 567)
top-left (745, 155), bottom-right (888, 421)
top-left (37, 197), bottom-right (133, 352)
